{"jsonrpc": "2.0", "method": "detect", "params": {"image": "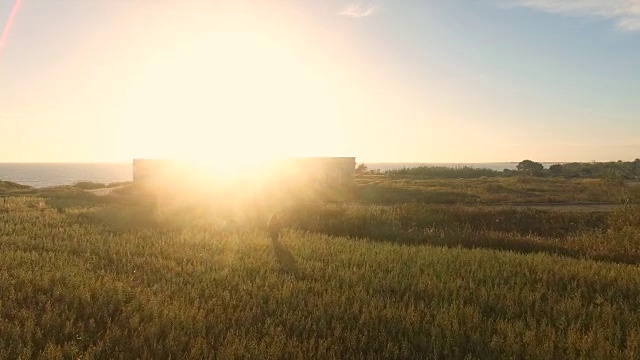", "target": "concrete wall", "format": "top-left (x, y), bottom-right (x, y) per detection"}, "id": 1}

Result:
top-left (133, 157), bottom-right (356, 203)
top-left (134, 157), bottom-right (355, 184)
top-left (277, 157), bottom-right (356, 187)
top-left (133, 159), bottom-right (179, 182)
